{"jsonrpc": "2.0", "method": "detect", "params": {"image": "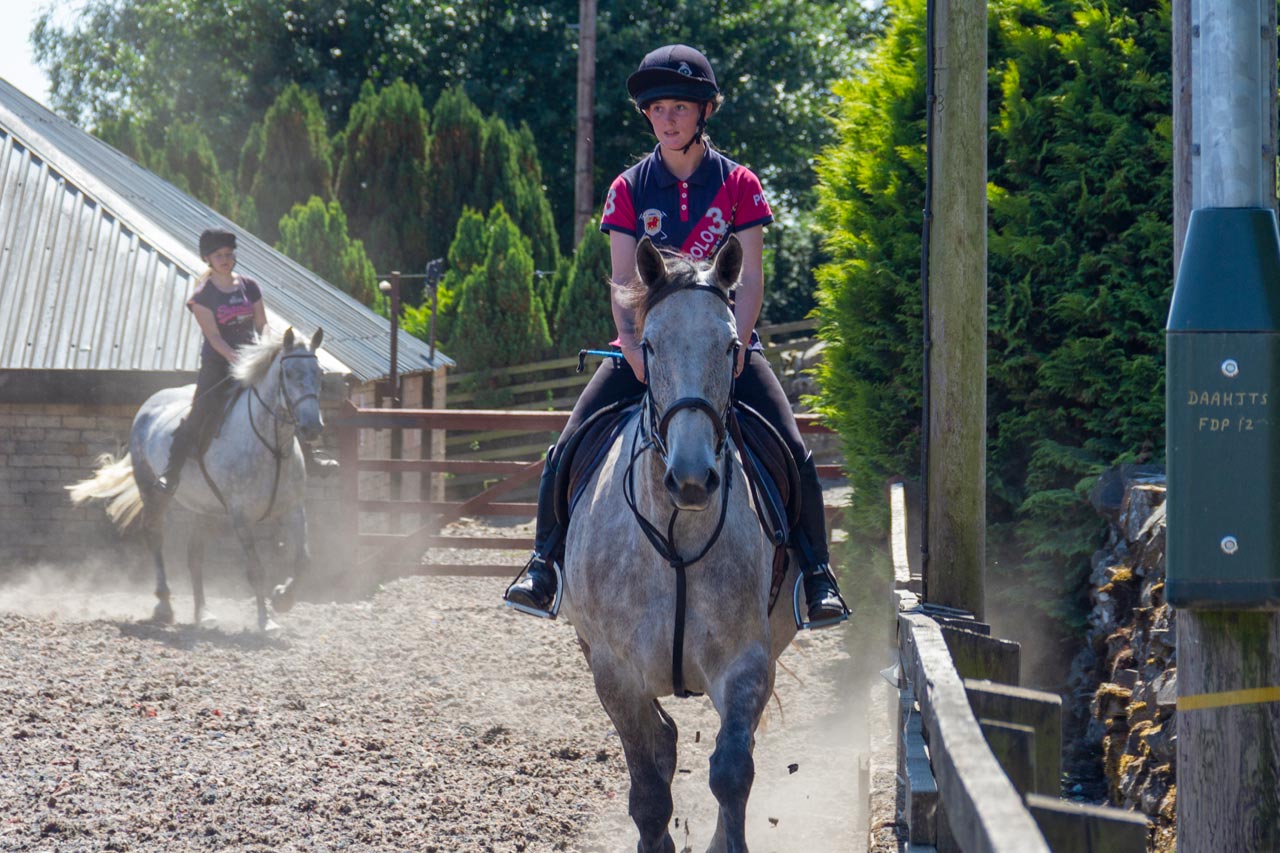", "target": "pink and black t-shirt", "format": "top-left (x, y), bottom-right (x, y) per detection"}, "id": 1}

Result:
top-left (188, 274), bottom-right (262, 362)
top-left (599, 145), bottom-right (773, 259)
